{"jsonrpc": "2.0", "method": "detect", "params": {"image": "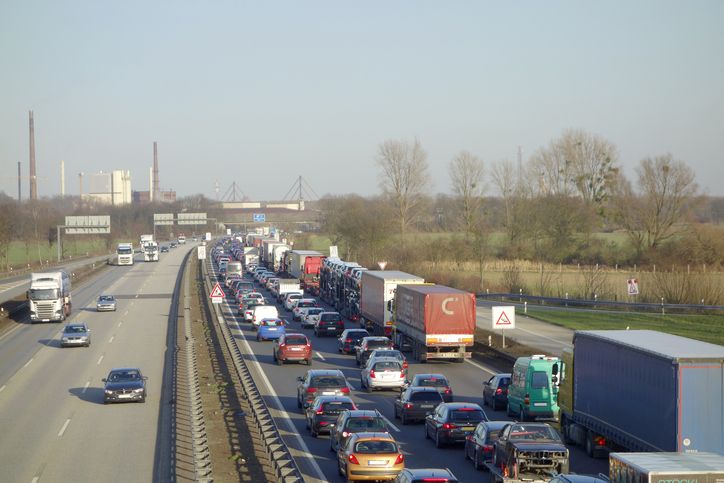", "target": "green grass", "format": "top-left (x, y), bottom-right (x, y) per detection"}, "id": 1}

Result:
top-left (526, 307), bottom-right (724, 346)
top-left (4, 239), bottom-right (111, 269)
